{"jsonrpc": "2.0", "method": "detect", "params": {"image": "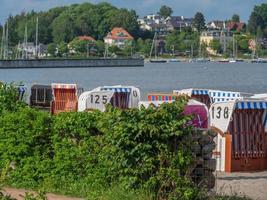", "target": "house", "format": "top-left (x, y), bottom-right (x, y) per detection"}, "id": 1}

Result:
top-left (17, 42), bottom-right (48, 58)
top-left (77, 35), bottom-right (95, 42)
top-left (138, 14), bottom-right (165, 31)
top-left (144, 14), bottom-right (163, 24)
top-left (227, 22), bottom-right (246, 32)
top-left (207, 20), bottom-right (225, 30)
top-left (148, 23), bottom-right (169, 36)
top-left (104, 27), bottom-right (134, 48)
top-left (165, 16), bottom-right (193, 31)
top-left (200, 30), bottom-right (233, 54)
